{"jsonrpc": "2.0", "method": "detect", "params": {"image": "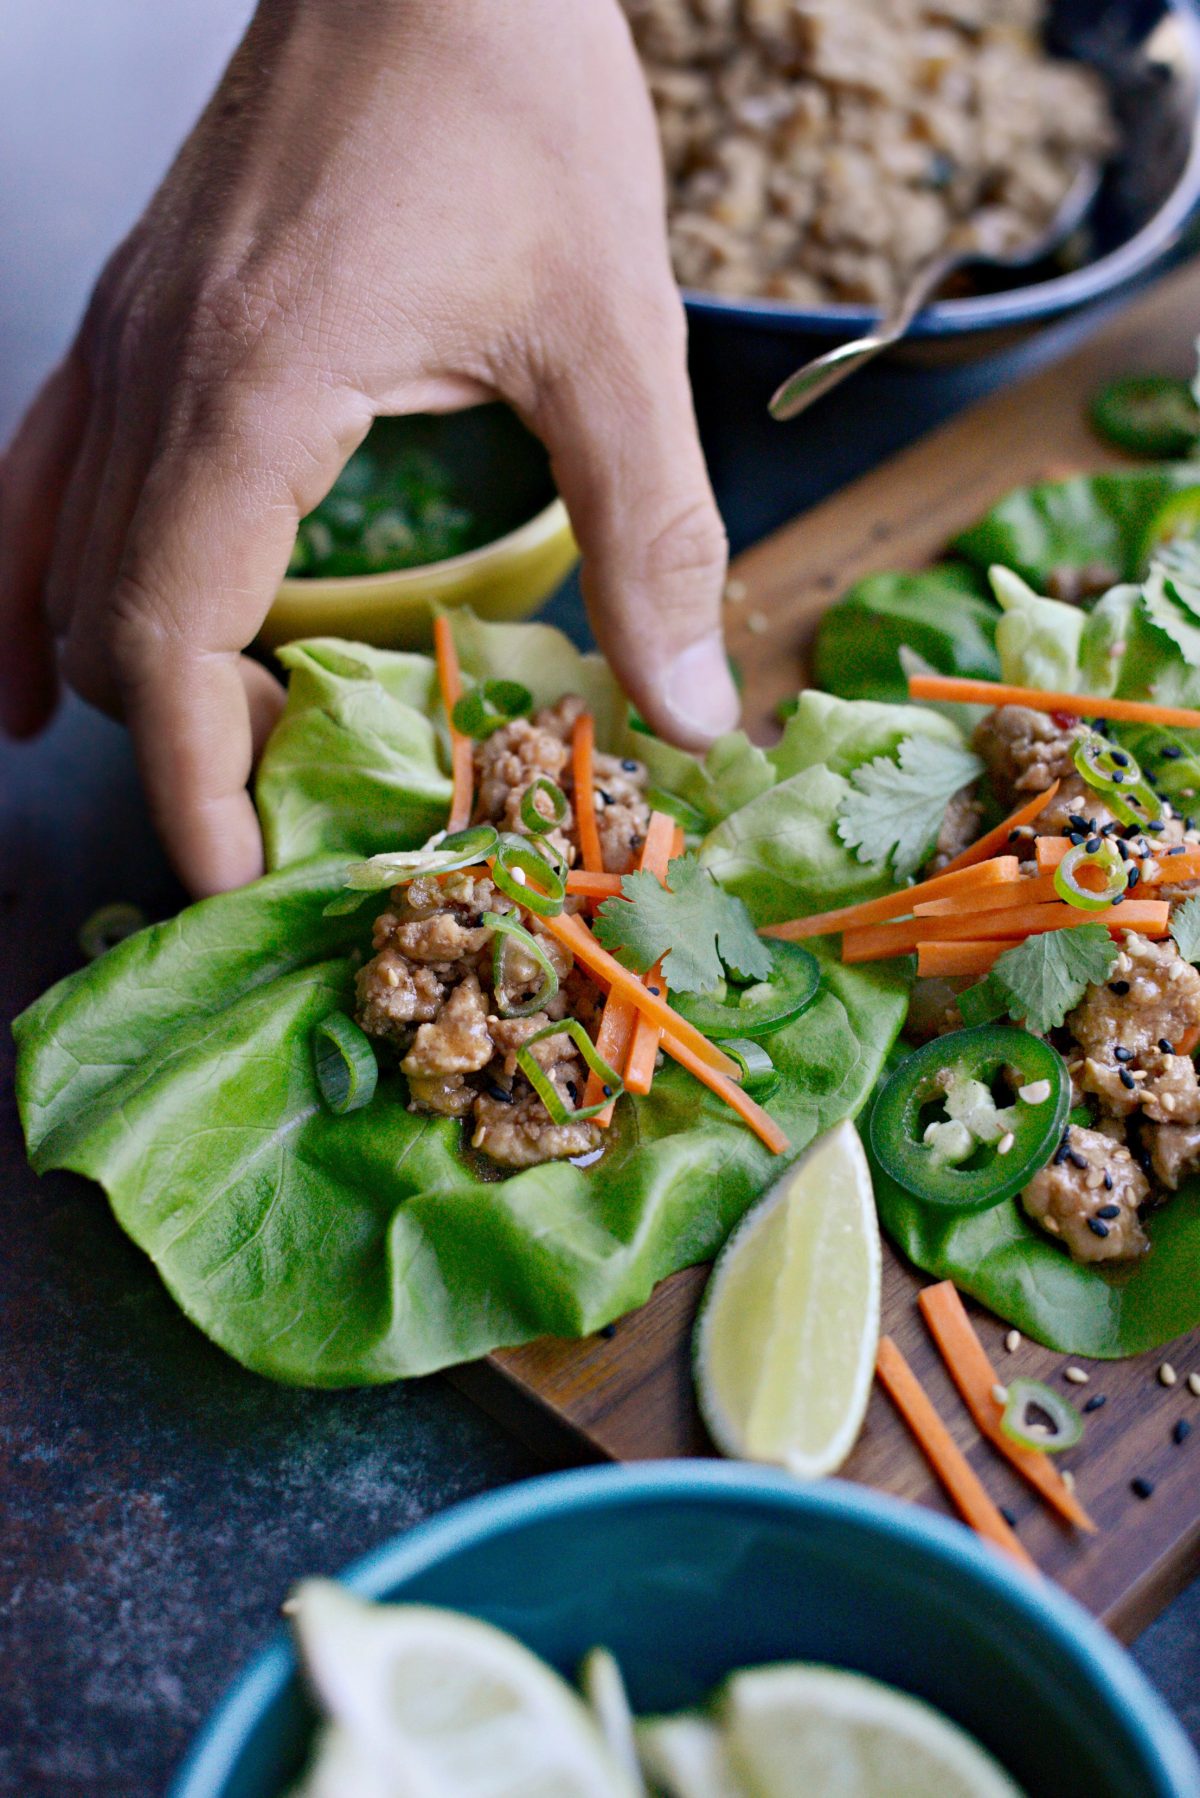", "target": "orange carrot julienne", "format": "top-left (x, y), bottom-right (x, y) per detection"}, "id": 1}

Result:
top-left (759, 857), bottom-right (1021, 942)
top-left (660, 1028), bottom-right (790, 1155)
top-left (572, 713), bottom-right (604, 873)
top-left (1036, 836), bottom-right (1200, 884)
top-left (433, 614), bottom-right (474, 833)
top-left (1178, 1023), bottom-right (1200, 1056)
top-left (566, 870), bottom-right (624, 898)
top-left (937, 780), bottom-right (1061, 875)
top-left (918, 1283), bottom-right (1097, 1533)
top-left (908, 674), bottom-right (1200, 732)
top-left (844, 898), bottom-right (1170, 962)
top-left (917, 942), bottom-right (1008, 977)
top-left (621, 812), bottom-right (677, 1104)
top-left (543, 910), bottom-right (736, 1079)
top-left (672, 824), bottom-right (686, 858)
top-left (914, 873), bottom-right (1058, 916)
top-left (875, 1337), bottom-right (1037, 1570)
